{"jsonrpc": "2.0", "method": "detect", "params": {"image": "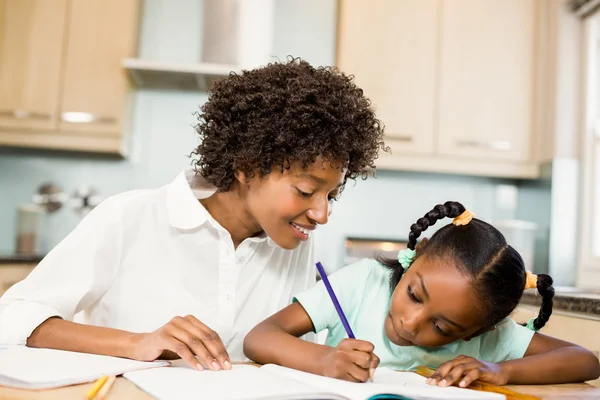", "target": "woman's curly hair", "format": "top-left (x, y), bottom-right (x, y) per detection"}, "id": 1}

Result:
top-left (191, 57), bottom-right (387, 191)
